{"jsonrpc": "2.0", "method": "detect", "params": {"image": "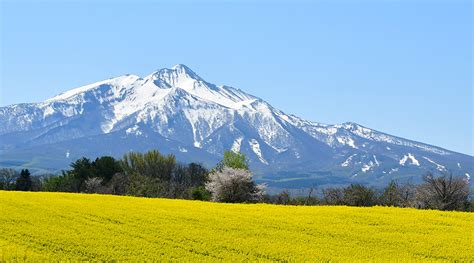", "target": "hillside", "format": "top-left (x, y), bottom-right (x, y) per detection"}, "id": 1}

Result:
top-left (1, 191), bottom-right (472, 261)
top-left (0, 65), bottom-right (472, 189)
